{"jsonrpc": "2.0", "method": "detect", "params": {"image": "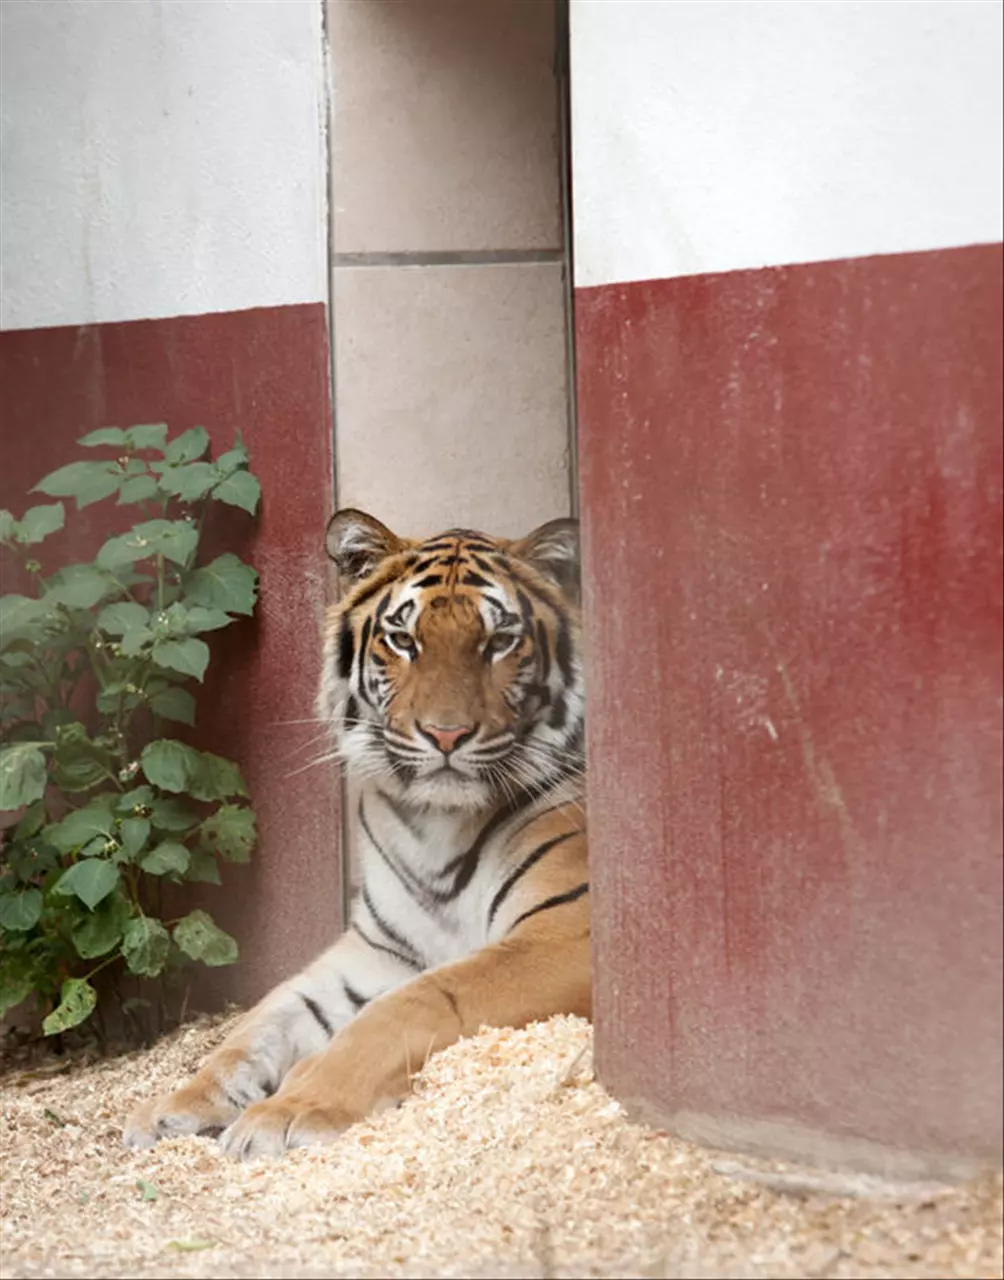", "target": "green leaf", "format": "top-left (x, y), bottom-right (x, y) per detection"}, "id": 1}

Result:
top-left (14, 800), bottom-right (46, 840)
top-left (120, 628), bottom-right (153, 656)
top-left (173, 910), bottom-right (238, 967)
top-left (199, 805), bottom-right (256, 863)
top-left (163, 427), bottom-right (210, 465)
top-left (152, 637), bottom-right (209, 681)
top-left (119, 817), bottom-right (151, 859)
top-left (53, 860), bottom-right (119, 910)
top-left (214, 443), bottom-right (248, 477)
top-left (178, 605), bottom-right (232, 633)
top-left (0, 743), bottom-right (47, 810)
top-left (51, 755), bottom-right (108, 793)
top-left (97, 519), bottom-right (198, 571)
top-left (117, 474), bottom-right (160, 505)
top-left (114, 786), bottom-right (154, 814)
top-left (186, 849), bottom-right (222, 885)
top-left (122, 916), bottom-right (170, 977)
top-left (97, 601), bottom-right (149, 635)
top-left (44, 564), bottom-right (120, 609)
top-left (42, 978), bottom-right (97, 1035)
top-left (78, 427), bottom-right (128, 448)
top-left (184, 554), bottom-right (258, 616)
top-left (140, 841), bottom-right (190, 877)
top-left (137, 1179), bottom-right (159, 1202)
top-left (45, 806), bottom-right (114, 854)
top-left (16, 503), bottom-right (65, 546)
top-left (140, 739), bottom-right (202, 794)
top-left (34, 461), bottom-right (121, 509)
top-left (0, 887), bottom-right (43, 931)
top-left (149, 797), bottom-right (199, 832)
top-left (189, 752), bottom-right (247, 803)
top-left (0, 974), bottom-right (33, 1019)
top-left (159, 461), bottom-right (219, 502)
top-left (0, 510), bottom-right (16, 542)
top-left (0, 595), bottom-right (48, 646)
top-left (79, 835), bottom-right (110, 858)
top-left (148, 686), bottom-right (196, 725)
top-left (126, 423), bottom-right (168, 451)
top-left (211, 471), bottom-right (261, 516)
top-left (71, 893), bottom-right (130, 959)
